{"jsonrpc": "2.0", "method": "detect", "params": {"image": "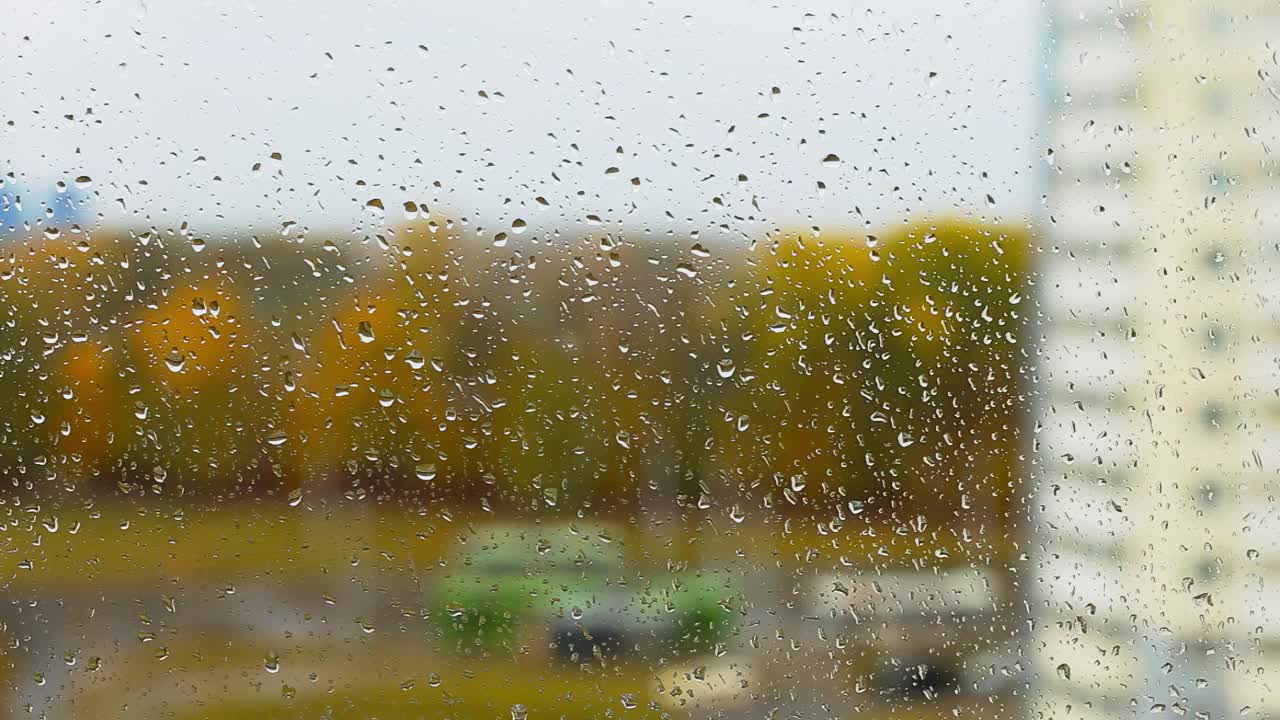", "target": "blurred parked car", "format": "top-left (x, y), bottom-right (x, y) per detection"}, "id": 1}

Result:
top-left (809, 566), bottom-right (1021, 713)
